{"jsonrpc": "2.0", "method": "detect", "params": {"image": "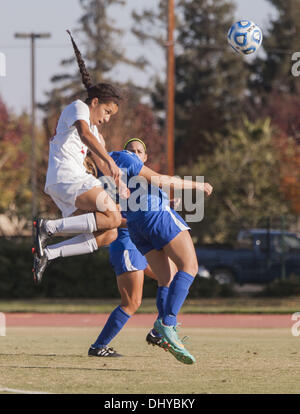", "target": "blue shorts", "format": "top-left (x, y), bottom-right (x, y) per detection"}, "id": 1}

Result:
top-left (109, 248), bottom-right (148, 277)
top-left (127, 205), bottom-right (190, 256)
